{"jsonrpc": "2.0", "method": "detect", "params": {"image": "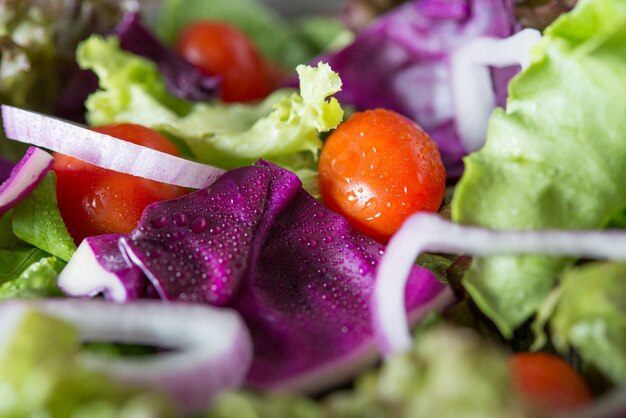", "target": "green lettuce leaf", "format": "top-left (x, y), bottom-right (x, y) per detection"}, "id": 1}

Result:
top-left (533, 262), bottom-right (626, 384)
top-left (206, 392), bottom-right (322, 418)
top-left (0, 212), bottom-right (18, 248)
top-left (157, 0), bottom-right (319, 68)
top-left (0, 246), bottom-right (48, 284)
top-left (0, 245), bottom-right (64, 299)
top-left (0, 309), bottom-right (174, 418)
top-left (292, 16), bottom-right (354, 55)
top-left (0, 255), bottom-right (64, 299)
top-left (451, 0), bottom-right (626, 336)
top-left (12, 172), bottom-right (76, 262)
top-left (80, 36), bottom-right (343, 173)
